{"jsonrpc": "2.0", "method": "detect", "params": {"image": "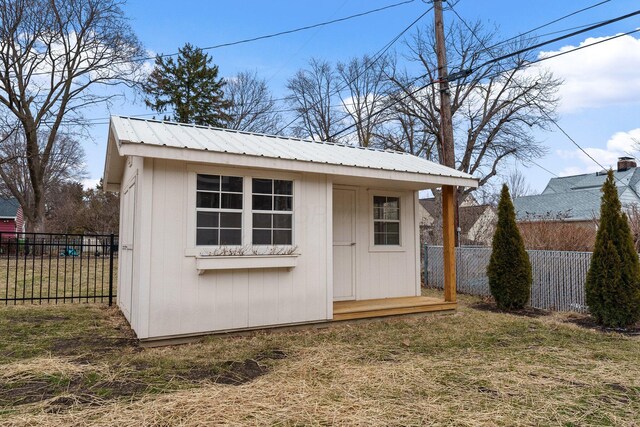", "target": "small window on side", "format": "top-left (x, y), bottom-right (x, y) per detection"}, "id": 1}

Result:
top-left (373, 196), bottom-right (400, 245)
